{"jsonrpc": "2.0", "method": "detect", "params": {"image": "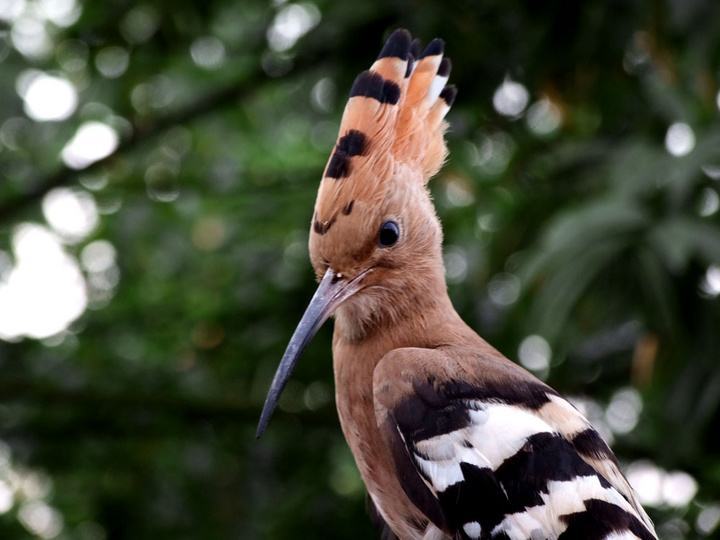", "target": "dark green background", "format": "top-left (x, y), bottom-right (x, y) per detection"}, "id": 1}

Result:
top-left (1, 1), bottom-right (719, 538)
